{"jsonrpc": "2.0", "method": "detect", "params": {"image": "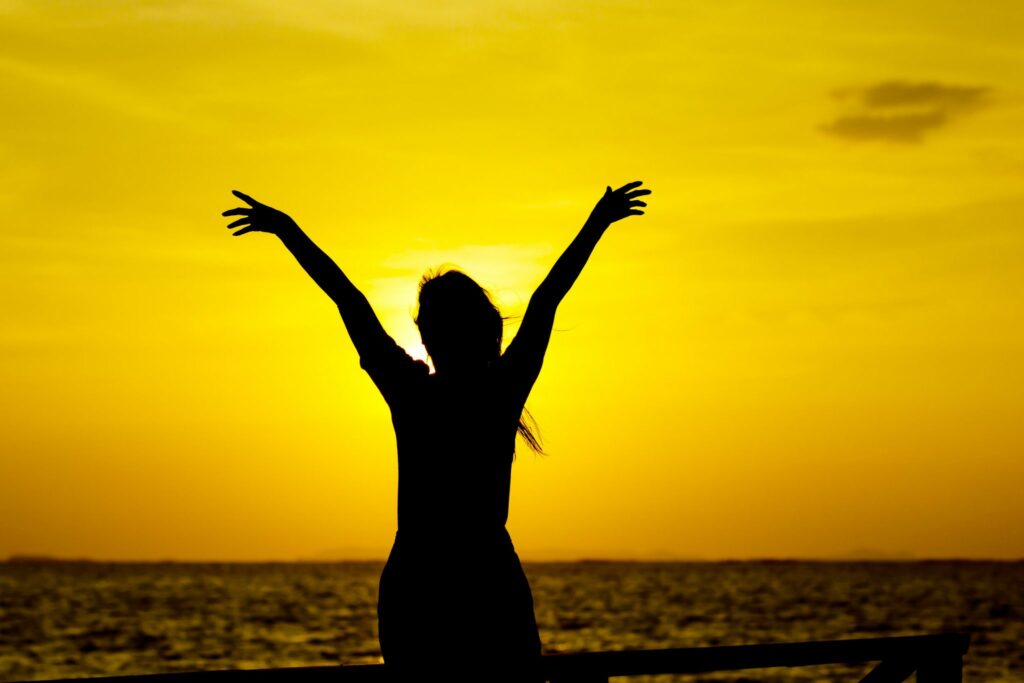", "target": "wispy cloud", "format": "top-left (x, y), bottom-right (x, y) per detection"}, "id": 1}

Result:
top-left (0, 56), bottom-right (208, 130)
top-left (822, 80), bottom-right (990, 143)
top-left (859, 81), bottom-right (988, 109)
